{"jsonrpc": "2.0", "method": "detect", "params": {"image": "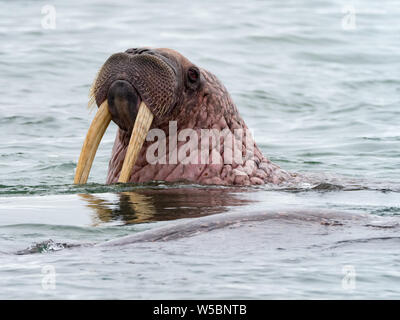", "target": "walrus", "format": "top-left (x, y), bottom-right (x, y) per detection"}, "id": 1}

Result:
top-left (74, 48), bottom-right (297, 185)
top-left (15, 205), bottom-right (400, 254)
